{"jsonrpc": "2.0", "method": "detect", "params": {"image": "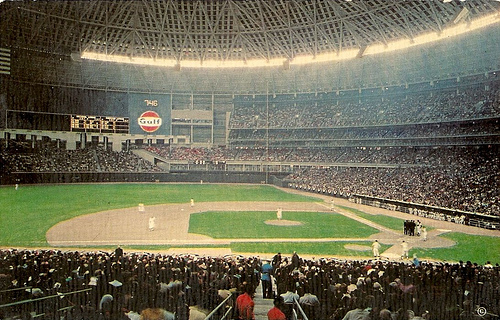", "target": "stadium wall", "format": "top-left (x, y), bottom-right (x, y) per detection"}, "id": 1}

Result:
top-left (4, 171), bottom-right (287, 185)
